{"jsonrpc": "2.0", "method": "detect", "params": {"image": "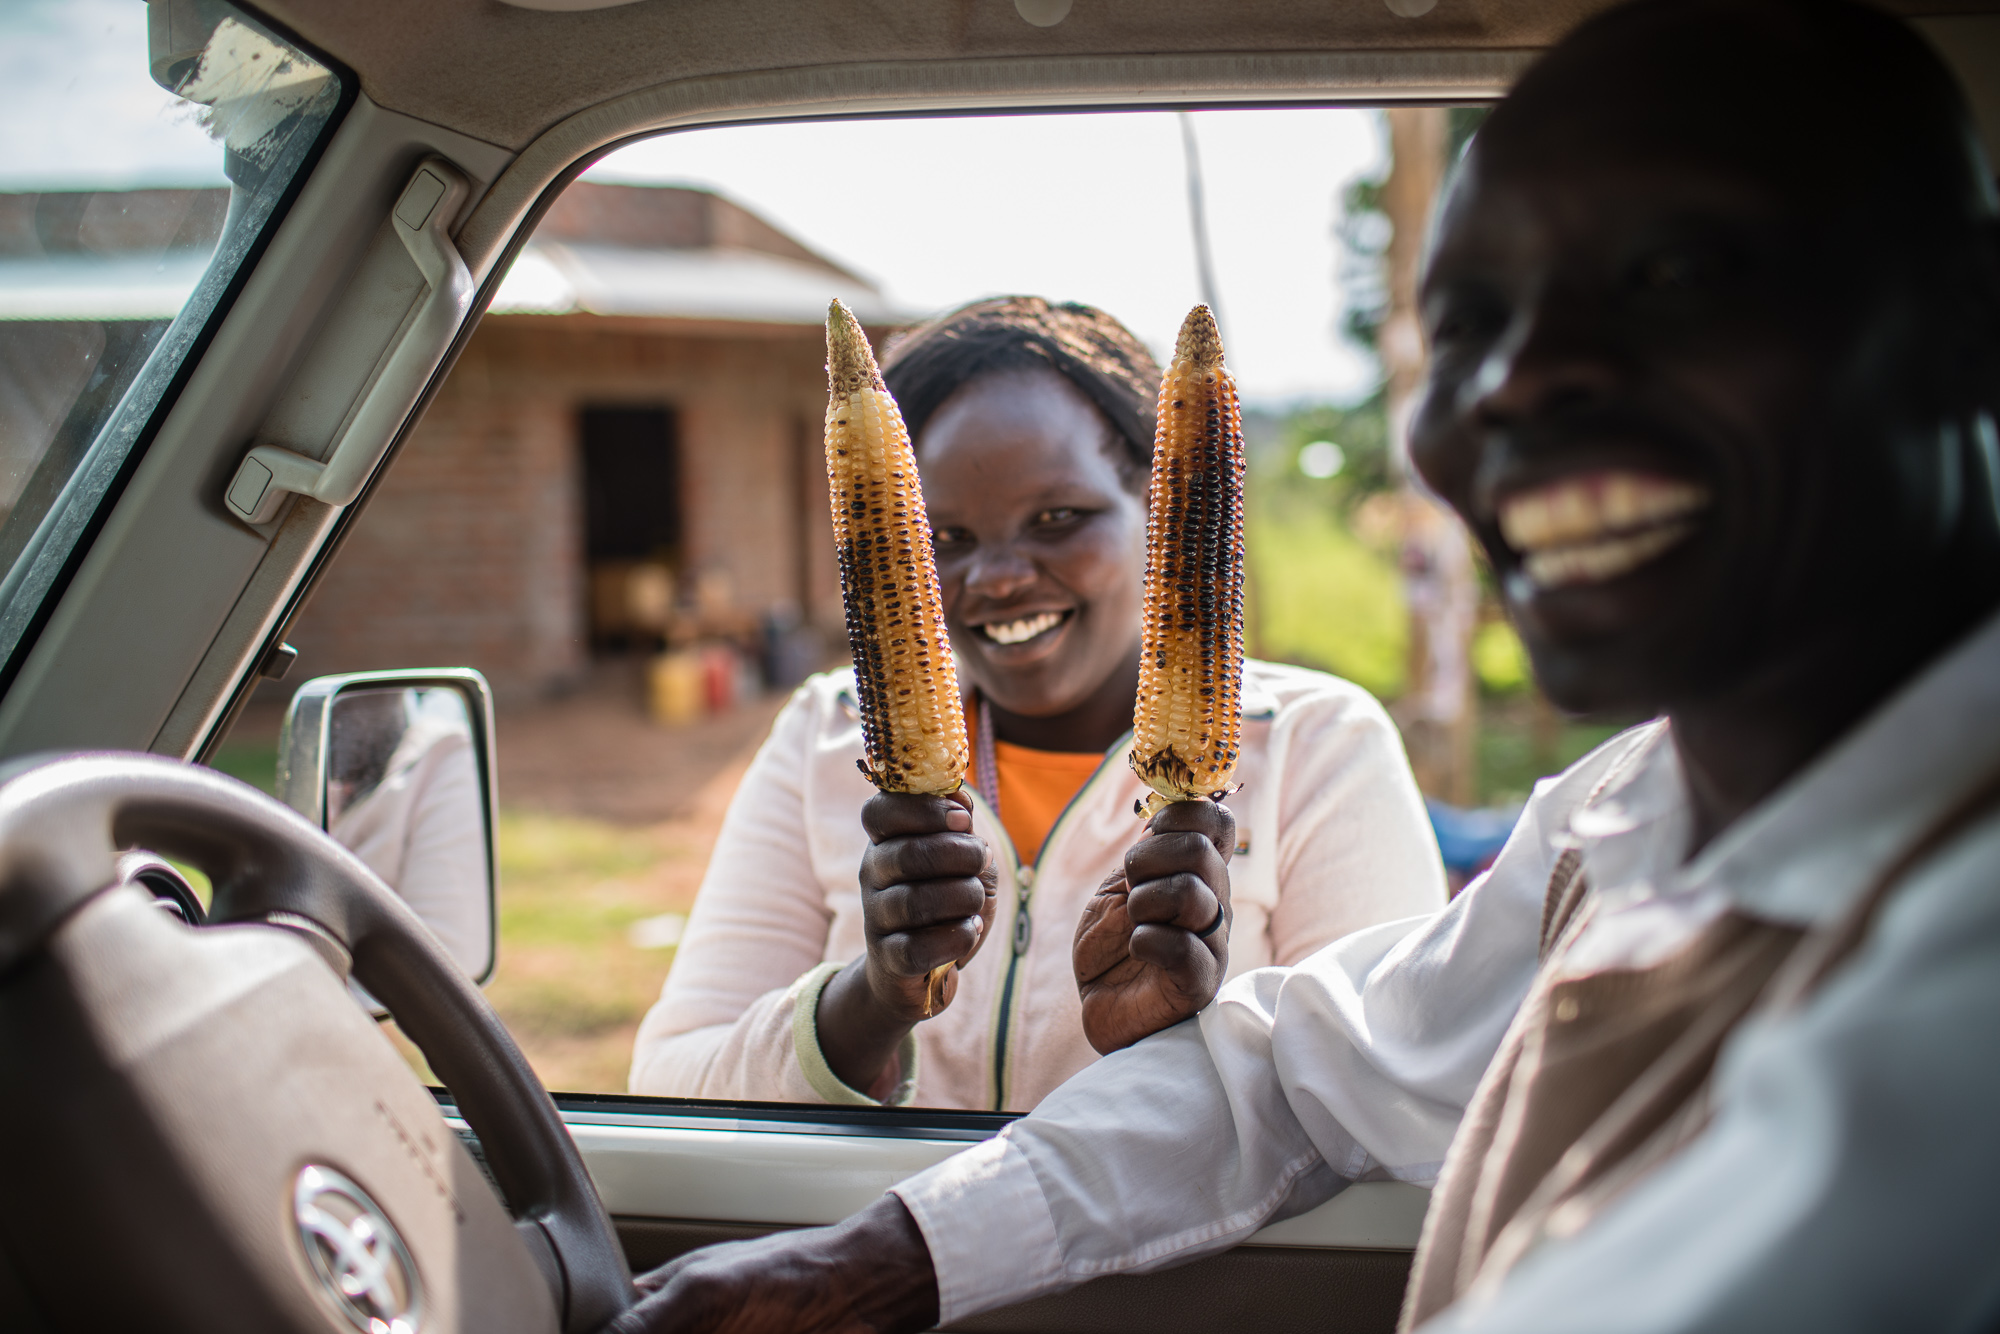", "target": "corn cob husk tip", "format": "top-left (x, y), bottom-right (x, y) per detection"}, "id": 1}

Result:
top-left (826, 299), bottom-right (886, 397)
top-left (1174, 303), bottom-right (1224, 368)
top-left (922, 962), bottom-right (952, 1018)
